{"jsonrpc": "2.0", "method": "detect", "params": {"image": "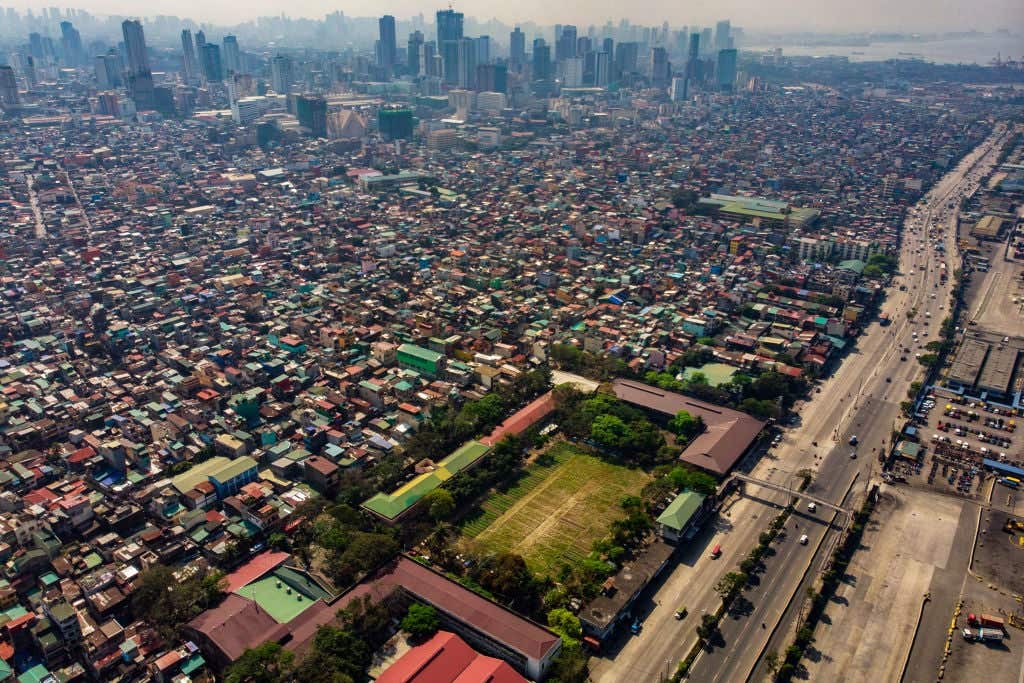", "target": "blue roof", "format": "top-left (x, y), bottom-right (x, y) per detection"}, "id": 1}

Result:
top-left (983, 459), bottom-right (1024, 478)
